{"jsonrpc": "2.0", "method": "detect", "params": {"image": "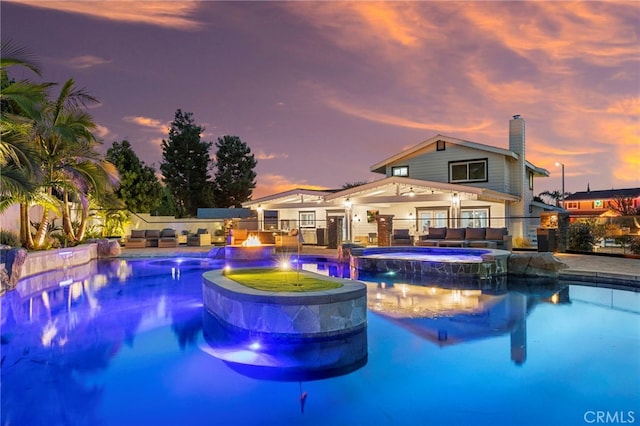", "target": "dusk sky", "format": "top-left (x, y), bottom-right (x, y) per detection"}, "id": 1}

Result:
top-left (3, 1), bottom-right (639, 199)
